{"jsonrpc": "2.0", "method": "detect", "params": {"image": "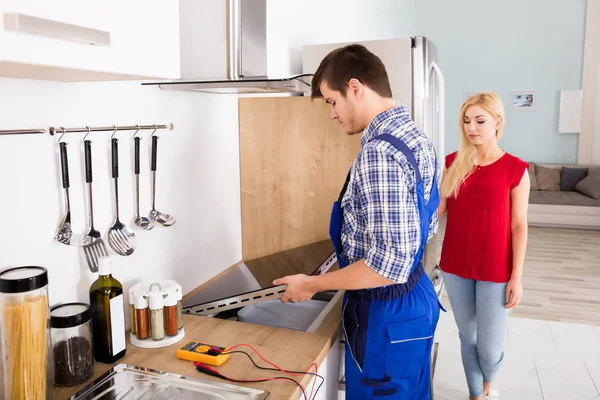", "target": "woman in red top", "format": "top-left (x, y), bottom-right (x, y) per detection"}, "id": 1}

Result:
top-left (438, 92), bottom-right (530, 400)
